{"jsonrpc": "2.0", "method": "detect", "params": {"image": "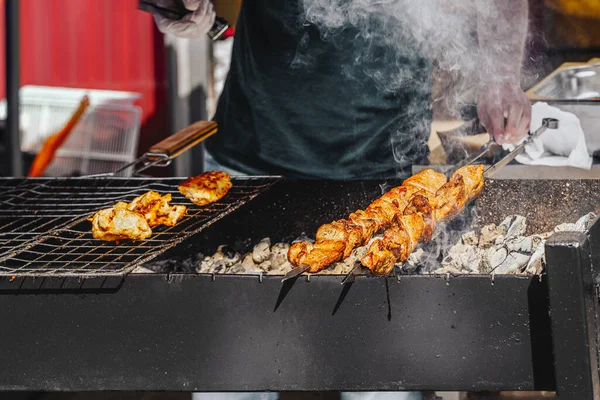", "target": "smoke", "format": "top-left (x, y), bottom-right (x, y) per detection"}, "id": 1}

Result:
top-left (294, 0), bottom-right (535, 169)
top-left (417, 204), bottom-right (480, 273)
